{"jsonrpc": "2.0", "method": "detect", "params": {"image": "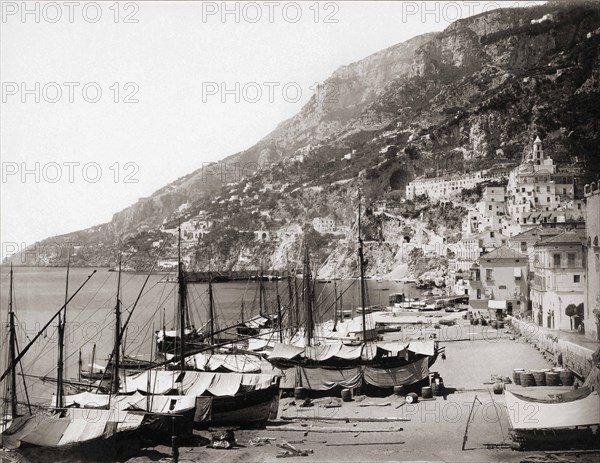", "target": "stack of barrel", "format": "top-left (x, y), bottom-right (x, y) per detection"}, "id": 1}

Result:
top-left (513, 367), bottom-right (575, 387)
